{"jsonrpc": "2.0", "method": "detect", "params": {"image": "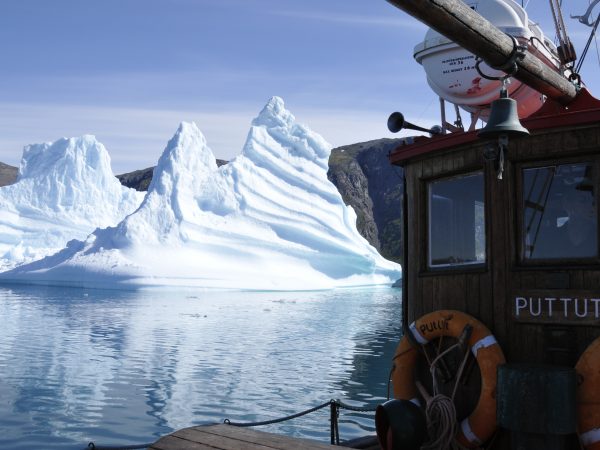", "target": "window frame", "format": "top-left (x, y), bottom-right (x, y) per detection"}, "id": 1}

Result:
top-left (425, 170), bottom-right (487, 271)
top-left (516, 157), bottom-right (600, 266)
